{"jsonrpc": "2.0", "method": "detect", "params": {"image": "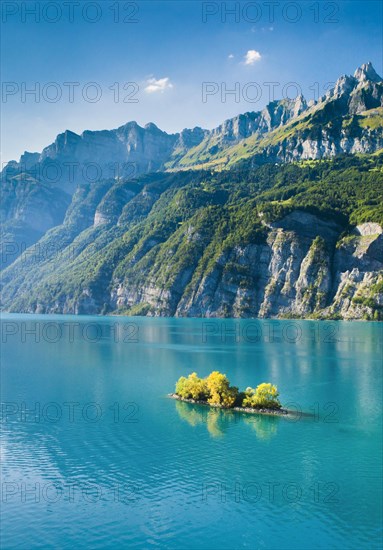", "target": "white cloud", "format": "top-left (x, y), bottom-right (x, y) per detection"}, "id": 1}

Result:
top-left (228, 54), bottom-right (234, 59)
top-left (145, 77), bottom-right (173, 94)
top-left (244, 50), bottom-right (262, 65)
top-left (252, 26), bottom-right (273, 33)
